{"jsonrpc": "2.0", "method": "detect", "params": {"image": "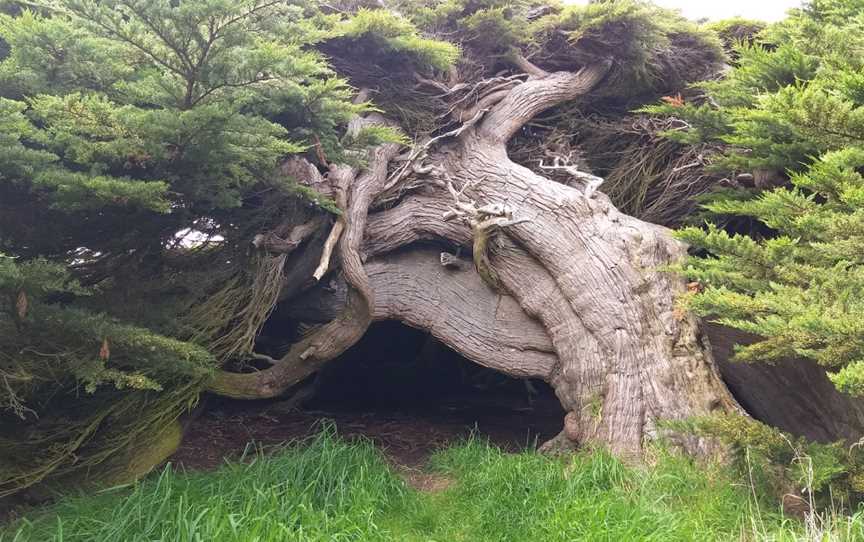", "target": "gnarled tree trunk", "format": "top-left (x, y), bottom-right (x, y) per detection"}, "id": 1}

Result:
top-left (208, 61), bottom-right (742, 457)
